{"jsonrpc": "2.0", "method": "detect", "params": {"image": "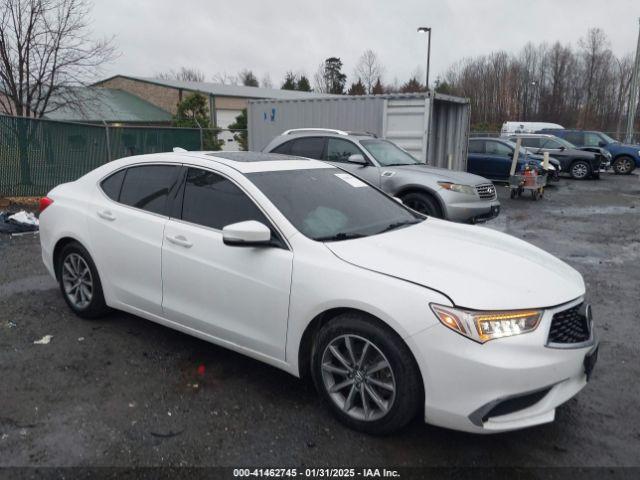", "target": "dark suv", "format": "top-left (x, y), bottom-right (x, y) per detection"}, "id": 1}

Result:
top-left (538, 129), bottom-right (637, 175)
top-left (505, 134), bottom-right (604, 179)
